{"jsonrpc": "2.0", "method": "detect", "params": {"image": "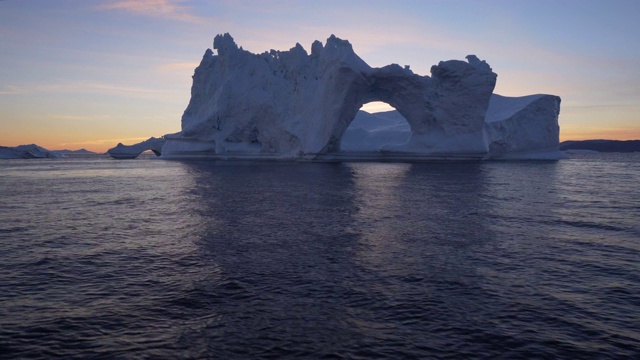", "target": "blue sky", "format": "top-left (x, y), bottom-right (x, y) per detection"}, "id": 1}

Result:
top-left (1, 0), bottom-right (639, 151)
